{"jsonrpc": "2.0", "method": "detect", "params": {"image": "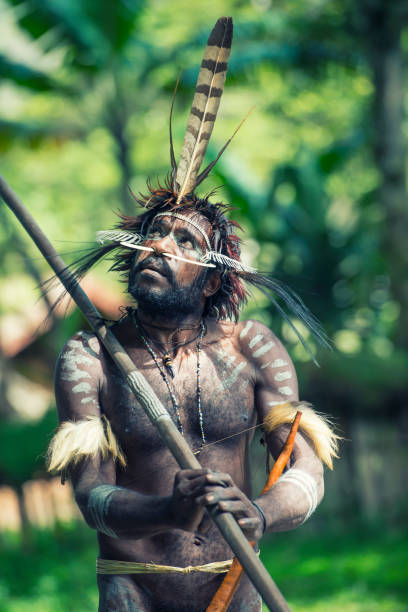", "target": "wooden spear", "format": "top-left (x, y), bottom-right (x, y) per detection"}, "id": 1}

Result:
top-left (0, 174), bottom-right (291, 612)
